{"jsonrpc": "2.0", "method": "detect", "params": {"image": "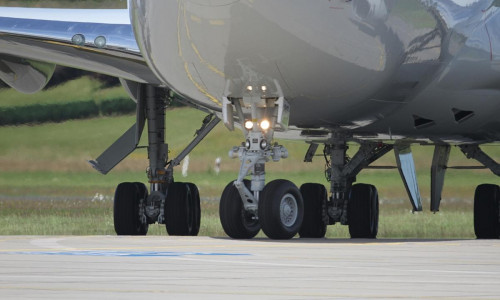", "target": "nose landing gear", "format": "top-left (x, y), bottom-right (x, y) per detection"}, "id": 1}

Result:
top-left (220, 96), bottom-right (304, 239)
